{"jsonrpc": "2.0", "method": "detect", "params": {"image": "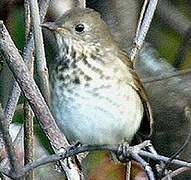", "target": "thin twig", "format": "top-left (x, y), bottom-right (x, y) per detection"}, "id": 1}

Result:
top-left (160, 106), bottom-right (191, 176)
top-left (24, 0), bottom-right (31, 37)
top-left (0, 125), bottom-right (24, 174)
top-left (30, 0), bottom-right (50, 103)
top-left (1, 2), bottom-right (50, 175)
top-left (142, 68), bottom-right (191, 84)
top-left (135, 0), bottom-right (148, 43)
top-left (0, 106), bottom-right (19, 177)
top-left (39, 0), bottom-right (51, 21)
top-left (24, 101), bottom-right (34, 180)
top-left (3, 82), bottom-right (21, 123)
top-left (130, 0), bottom-right (158, 63)
top-left (24, 1), bottom-right (34, 179)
